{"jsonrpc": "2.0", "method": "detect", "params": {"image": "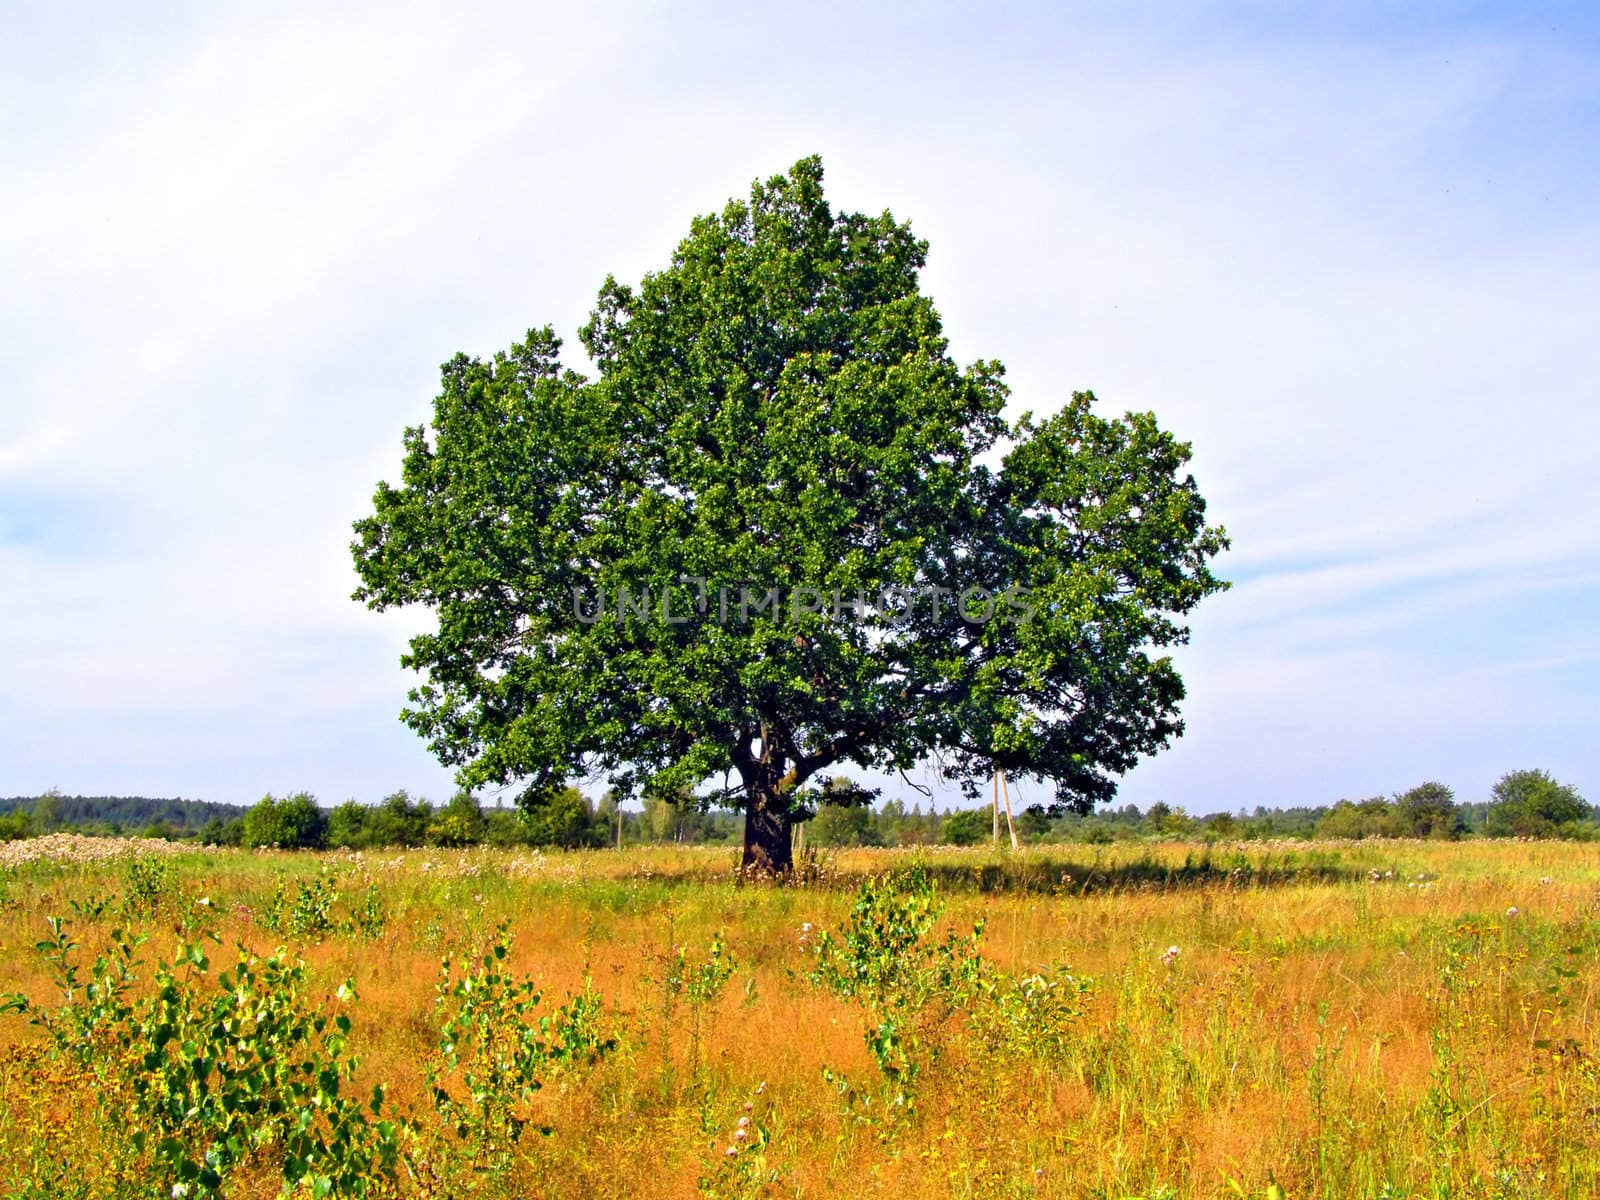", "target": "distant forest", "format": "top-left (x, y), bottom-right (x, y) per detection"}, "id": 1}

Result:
top-left (0, 770), bottom-right (1592, 850)
top-left (0, 793), bottom-right (248, 833)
